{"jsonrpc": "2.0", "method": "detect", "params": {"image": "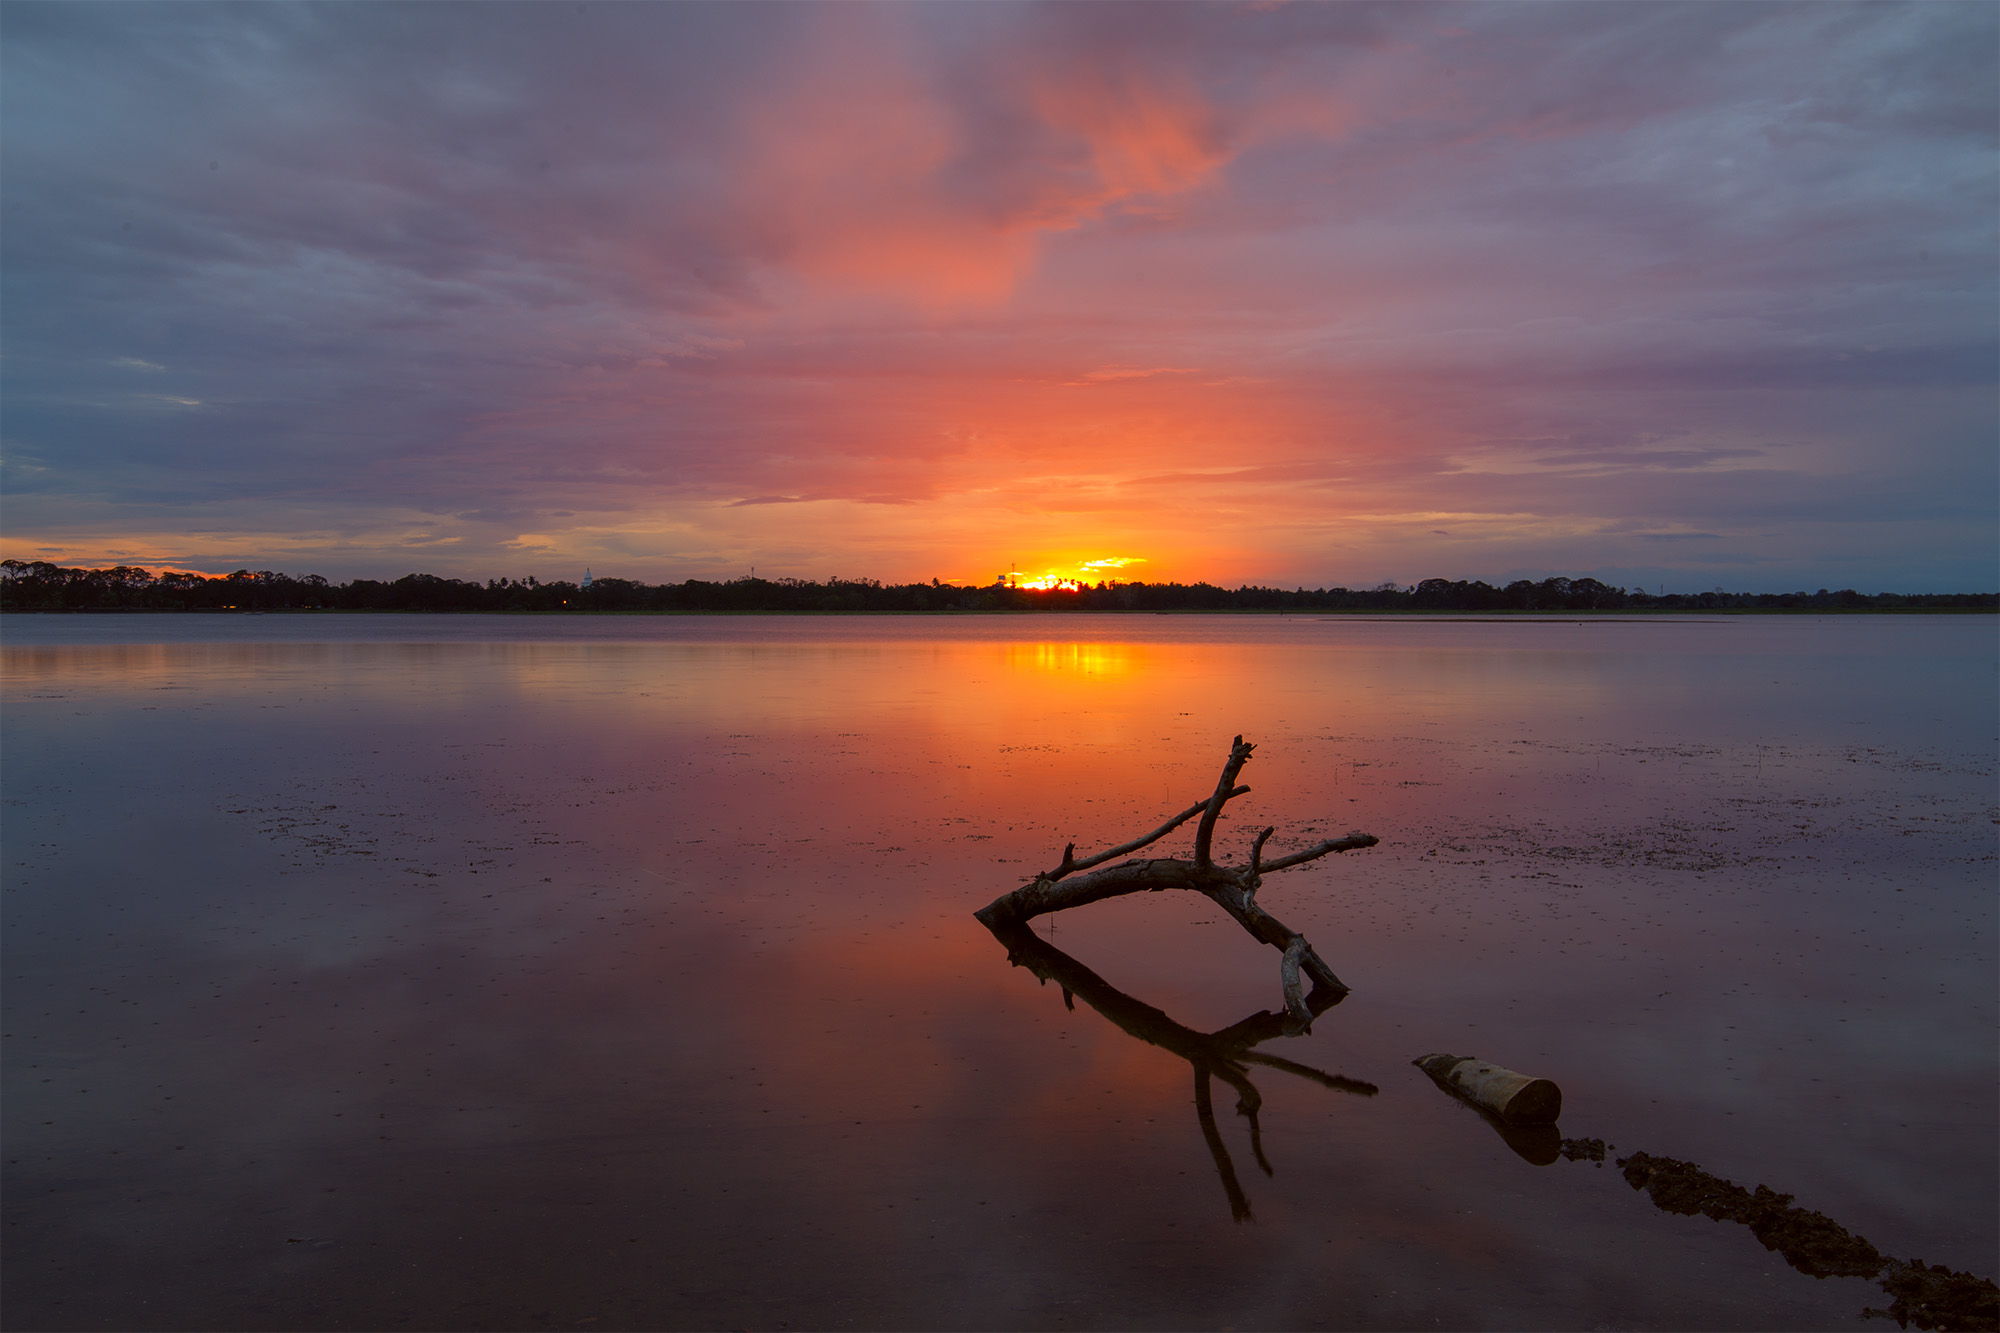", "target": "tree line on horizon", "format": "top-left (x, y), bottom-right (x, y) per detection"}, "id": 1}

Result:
top-left (1, 560), bottom-right (1992, 615)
